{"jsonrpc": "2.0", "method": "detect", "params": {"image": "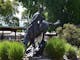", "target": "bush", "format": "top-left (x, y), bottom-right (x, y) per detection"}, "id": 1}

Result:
top-left (8, 42), bottom-right (25, 60)
top-left (77, 48), bottom-right (80, 58)
top-left (67, 48), bottom-right (77, 60)
top-left (0, 41), bottom-right (10, 60)
top-left (56, 23), bottom-right (80, 47)
top-left (44, 37), bottom-right (66, 60)
top-left (65, 43), bottom-right (78, 60)
top-left (65, 43), bottom-right (77, 52)
top-left (0, 41), bottom-right (25, 60)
